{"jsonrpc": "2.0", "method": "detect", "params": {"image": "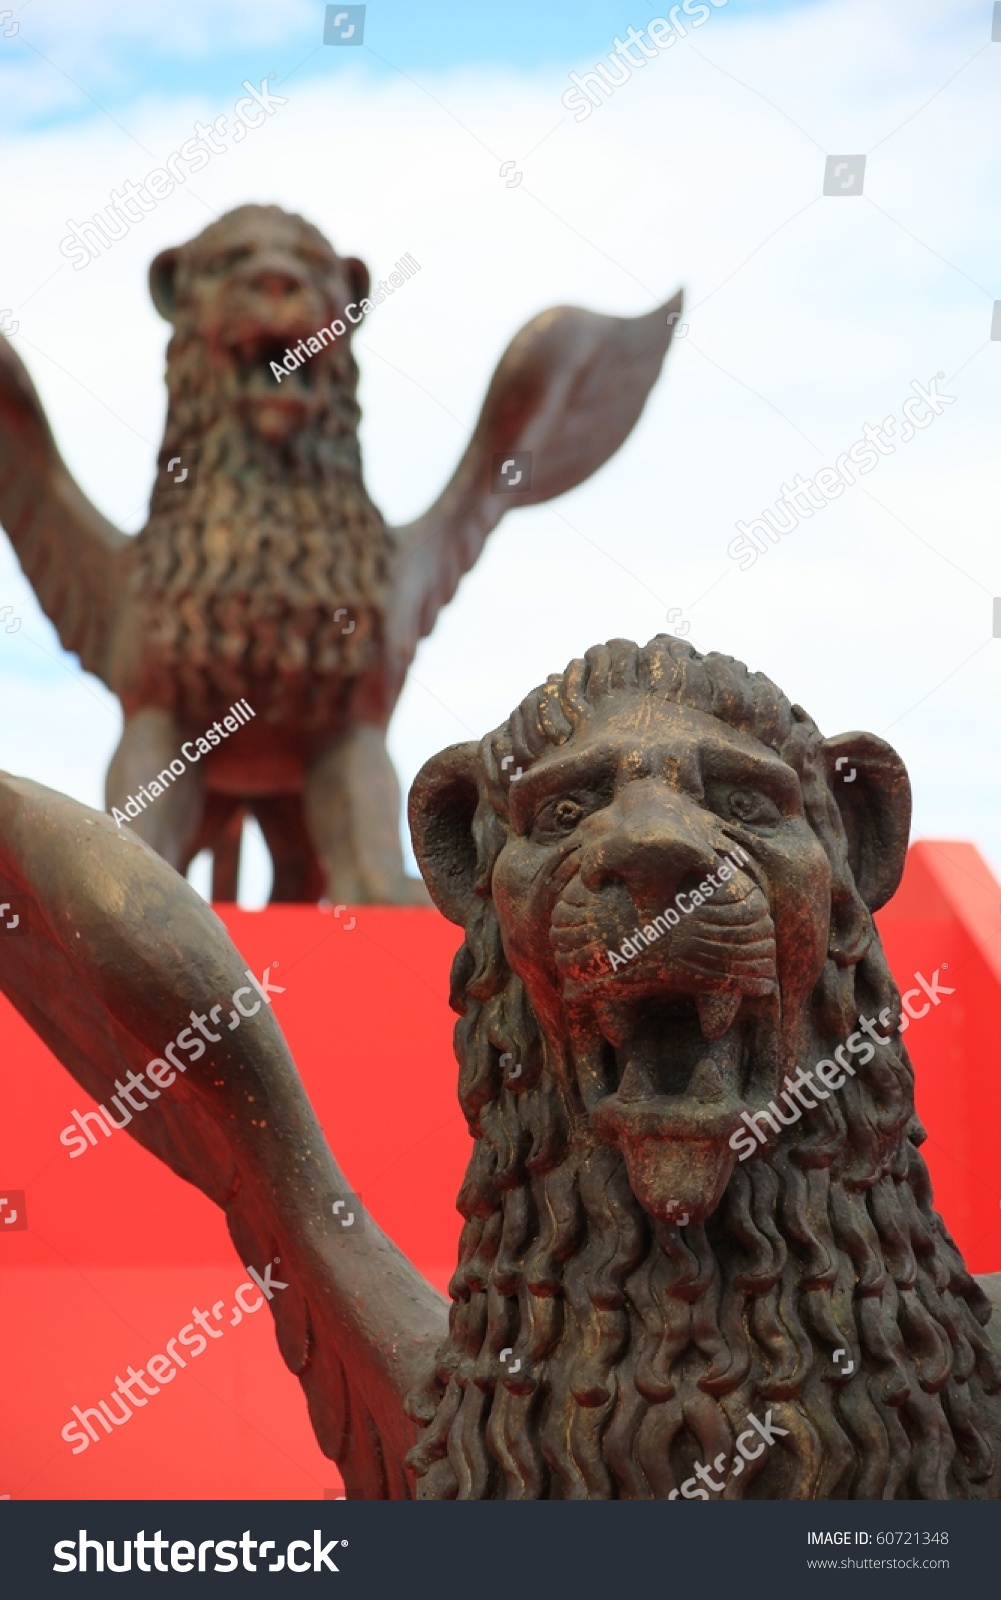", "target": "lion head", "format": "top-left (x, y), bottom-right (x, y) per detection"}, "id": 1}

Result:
top-left (148, 202), bottom-right (371, 444)
top-left (127, 204), bottom-right (389, 726)
top-left (406, 636), bottom-right (1001, 1500)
